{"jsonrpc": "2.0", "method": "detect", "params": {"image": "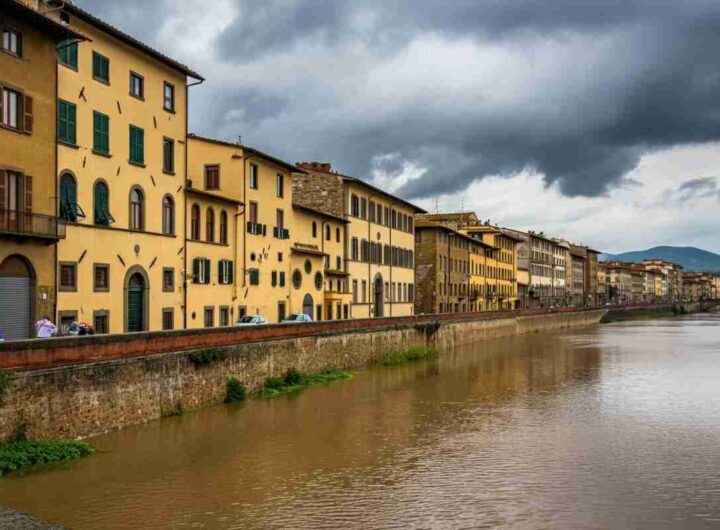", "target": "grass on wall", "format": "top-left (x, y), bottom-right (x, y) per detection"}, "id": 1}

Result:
top-left (0, 440), bottom-right (95, 477)
top-left (259, 368), bottom-right (354, 398)
top-left (376, 345), bottom-right (439, 366)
